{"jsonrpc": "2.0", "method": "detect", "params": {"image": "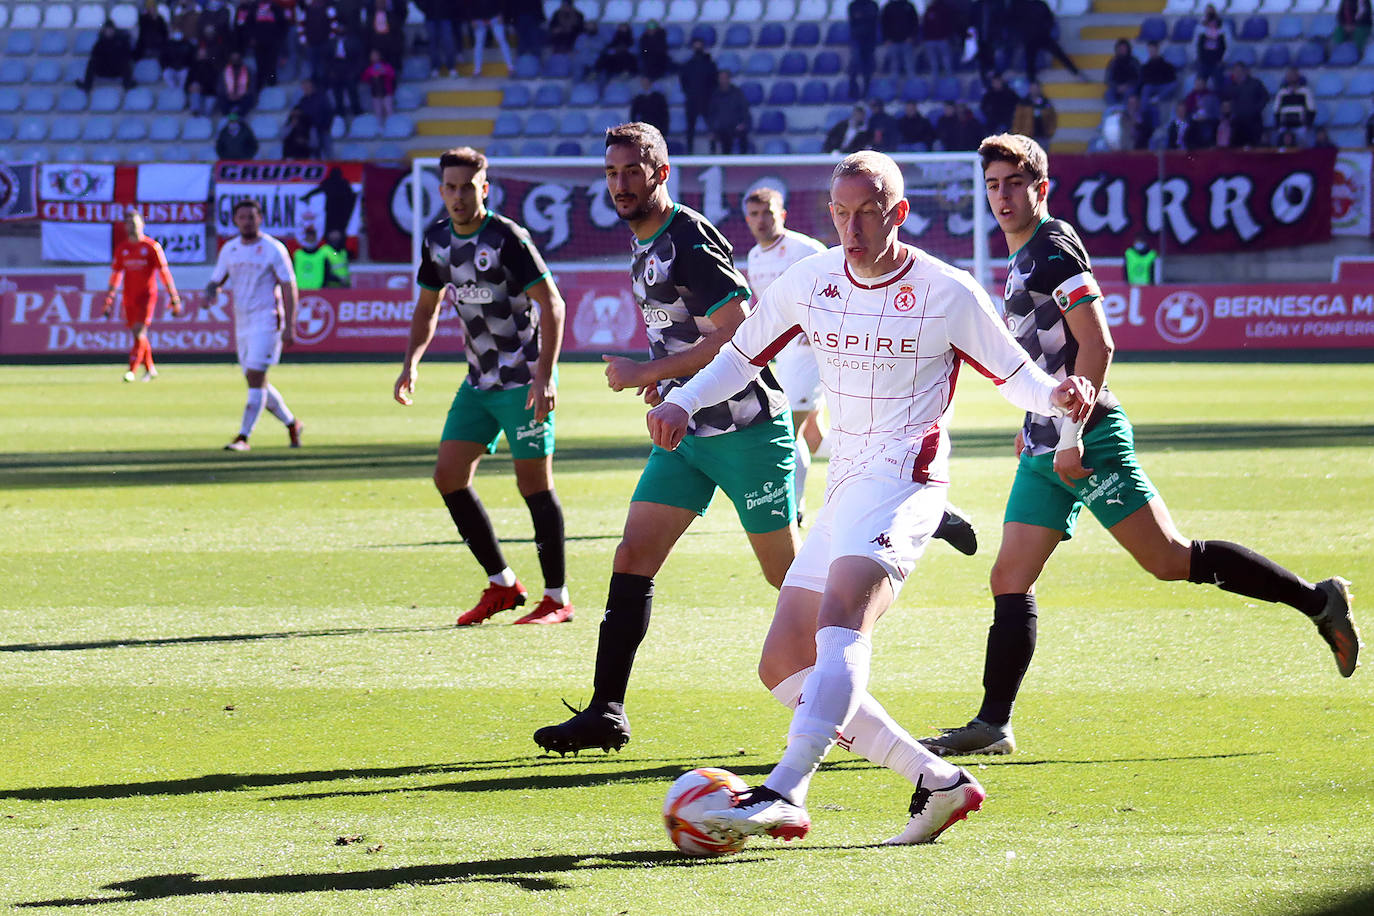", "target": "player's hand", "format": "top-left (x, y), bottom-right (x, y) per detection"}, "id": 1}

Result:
top-left (646, 402), bottom-right (690, 450)
top-left (204, 283), bottom-right (218, 300)
top-left (601, 354), bottom-right (648, 391)
top-left (1013, 429), bottom-right (1025, 458)
top-left (1050, 375), bottom-right (1095, 422)
top-left (526, 374), bottom-right (556, 423)
top-left (637, 384), bottom-right (663, 406)
top-left (1053, 444), bottom-right (1093, 488)
top-left (170, 296), bottom-right (182, 317)
top-left (394, 366), bottom-right (416, 406)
